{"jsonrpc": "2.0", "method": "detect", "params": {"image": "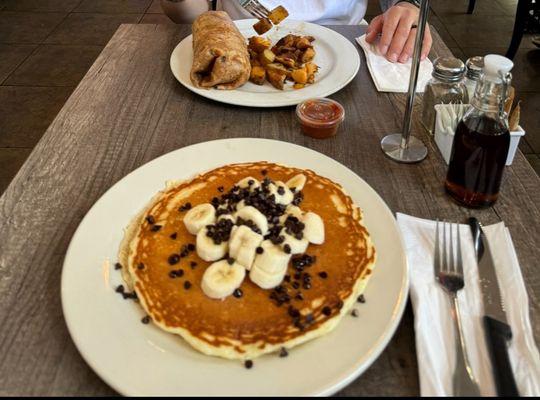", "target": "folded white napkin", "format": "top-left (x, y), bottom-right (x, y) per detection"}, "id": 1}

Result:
top-left (397, 213), bottom-right (540, 396)
top-left (355, 34), bottom-right (433, 93)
